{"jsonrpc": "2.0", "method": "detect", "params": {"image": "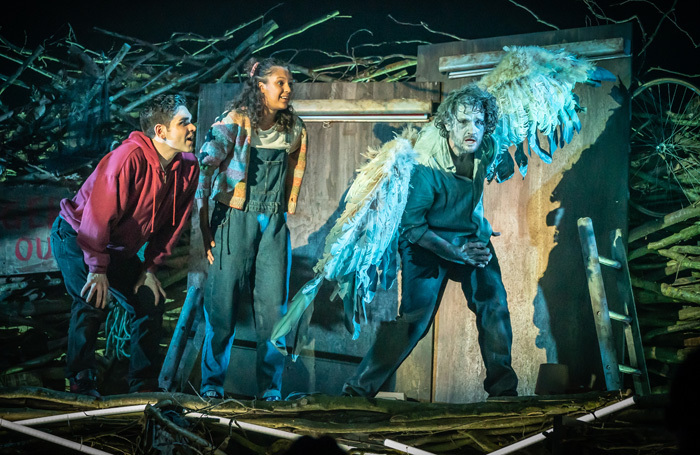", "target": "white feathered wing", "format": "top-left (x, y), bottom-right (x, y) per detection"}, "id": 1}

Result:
top-left (271, 128), bottom-right (419, 357)
top-left (481, 45), bottom-right (616, 183)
